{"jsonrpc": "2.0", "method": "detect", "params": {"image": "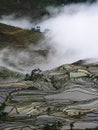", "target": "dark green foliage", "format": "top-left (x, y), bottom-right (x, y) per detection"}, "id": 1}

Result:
top-left (43, 121), bottom-right (63, 130)
top-left (24, 68), bottom-right (43, 81)
top-left (0, 91), bottom-right (14, 122)
top-left (46, 107), bottom-right (51, 115)
top-left (63, 0), bottom-right (96, 4)
top-left (85, 127), bottom-right (98, 130)
top-left (24, 73), bottom-right (31, 81)
top-left (0, 67), bottom-right (23, 80)
top-left (43, 124), bottom-right (51, 130)
top-left (30, 68), bottom-right (42, 81)
top-left (0, 103), bottom-right (8, 121)
top-left (56, 121), bottom-right (63, 128)
top-left (70, 122), bottom-right (74, 130)
top-left (40, 8), bottom-right (50, 16)
top-left (50, 76), bottom-right (63, 90)
top-left (0, 0), bottom-right (96, 18)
